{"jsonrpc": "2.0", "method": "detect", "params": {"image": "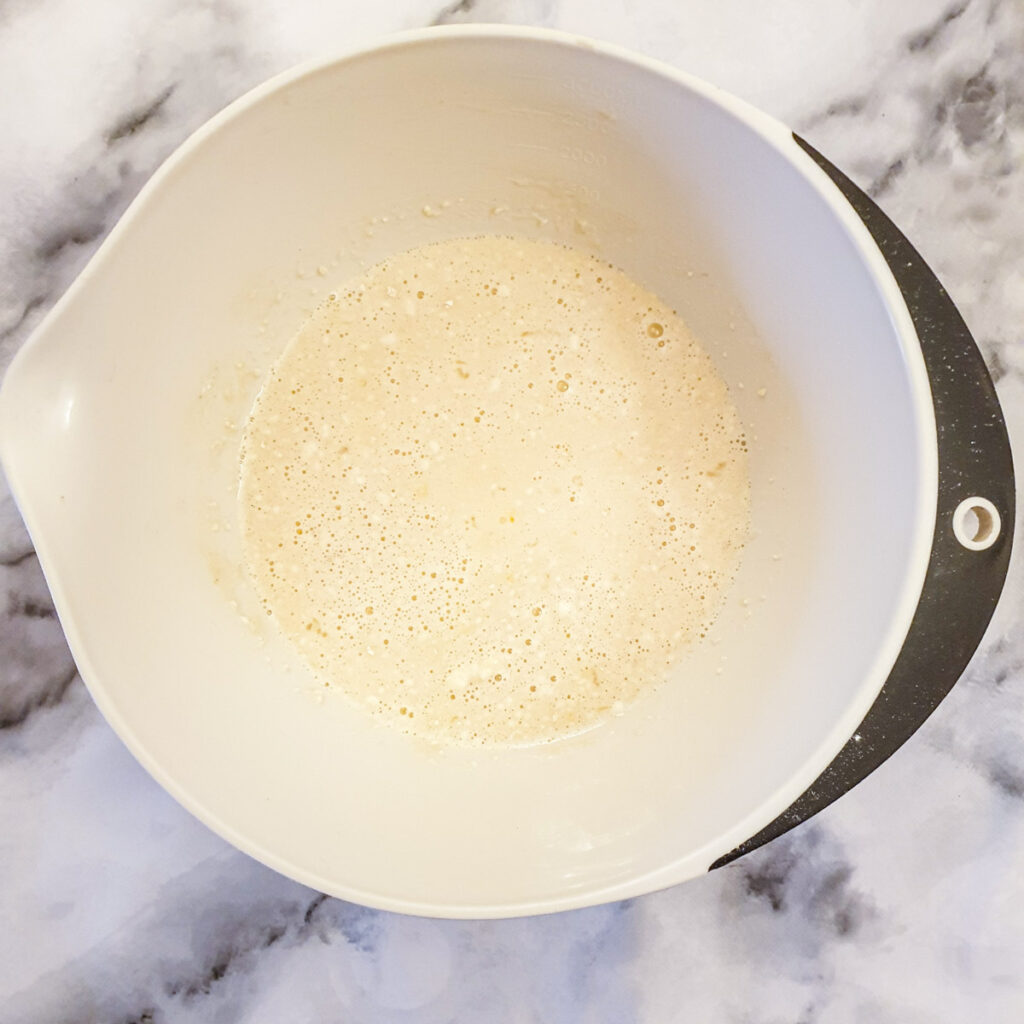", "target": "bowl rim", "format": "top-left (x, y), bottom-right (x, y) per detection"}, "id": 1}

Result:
top-left (0, 23), bottom-right (938, 917)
